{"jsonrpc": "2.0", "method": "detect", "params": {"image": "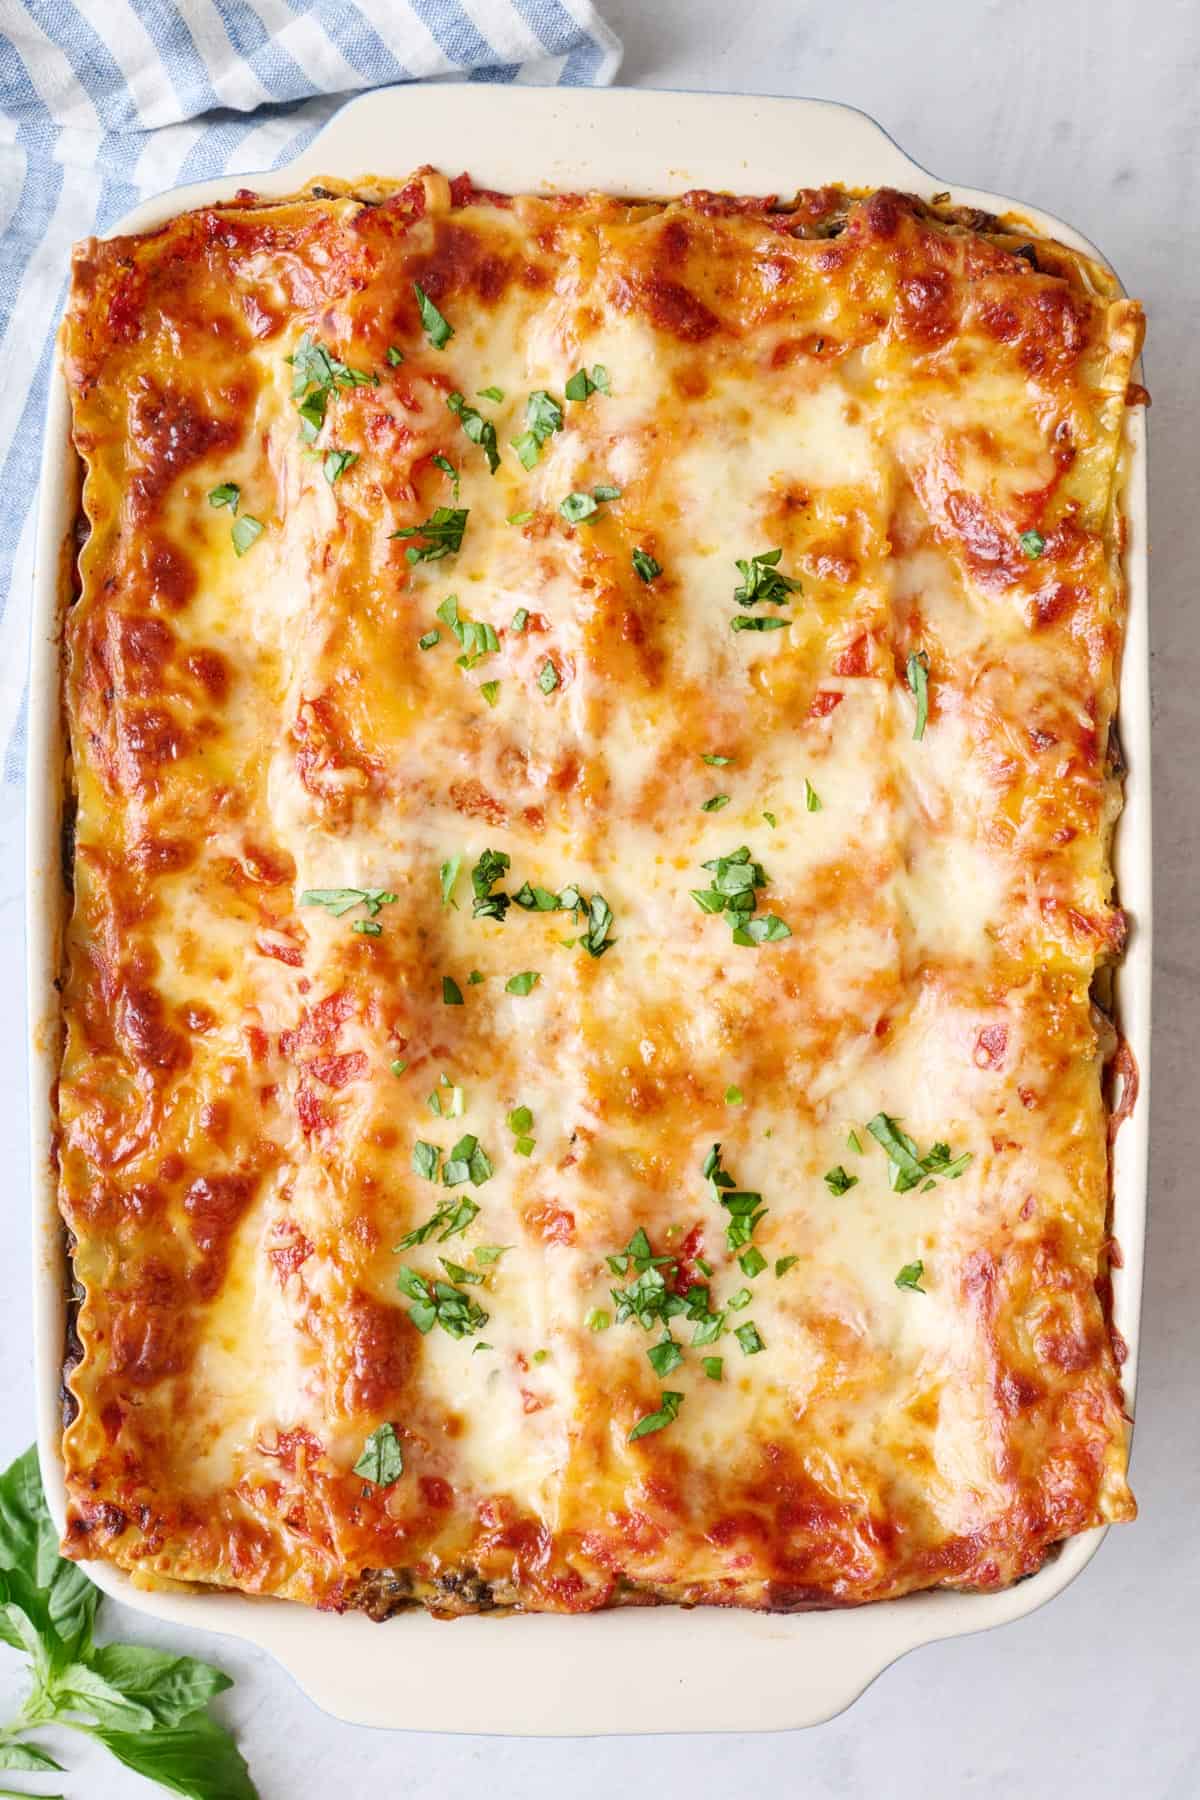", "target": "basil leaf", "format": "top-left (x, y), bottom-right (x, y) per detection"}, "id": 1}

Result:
top-left (54, 1660), bottom-right (158, 1730)
top-left (690, 1312), bottom-right (725, 1347)
top-left (537, 660), bottom-right (559, 694)
top-left (646, 1336), bottom-right (683, 1377)
top-left (702, 1356), bottom-right (723, 1381)
top-left (628, 1390), bottom-right (684, 1441)
top-left (906, 649), bottom-right (930, 740)
top-left (632, 547), bottom-right (661, 583)
top-left (230, 515), bottom-right (264, 556)
top-left (701, 794), bottom-right (730, 813)
top-left (733, 548), bottom-right (800, 607)
top-left (480, 679), bottom-right (501, 707)
top-left (824, 1165), bottom-right (858, 1196)
top-left (442, 976), bottom-right (464, 1006)
top-left (323, 448), bottom-right (357, 485)
top-left (386, 346), bottom-right (404, 366)
top-left (738, 1247), bottom-right (767, 1278)
top-left (447, 391), bottom-right (500, 473)
top-left (592, 484), bottom-right (621, 501)
top-left (207, 482), bottom-right (239, 512)
top-left (470, 847), bottom-right (511, 921)
top-left (352, 1423), bottom-right (403, 1488)
top-left (473, 1245), bottom-right (511, 1265)
top-left (1019, 529), bottom-right (1045, 558)
top-left (586, 1307), bottom-right (611, 1331)
top-left (731, 614), bottom-right (788, 631)
top-left (477, 385), bottom-right (504, 402)
top-left (414, 281), bottom-right (453, 349)
top-left (300, 887), bottom-right (396, 923)
top-left (734, 1322), bottom-right (764, 1354)
top-left (505, 970), bottom-right (540, 996)
top-left (895, 1260), bottom-right (926, 1293)
top-left (431, 452), bottom-right (460, 498)
top-left (351, 919), bottom-right (381, 936)
top-left (418, 628), bottom-right (440, 649)
top-left (775, 1255), bottom-right (799, 1278)
top-left (507, 1106), bottom-right (533, 1134)
top-left (559, 490), bottom-right (597, 523)
top-left (90, 1712), bottom-right (258, 1800)
top-left (730, 914), bottom-right (791, 945)
top-left (702, 754), bottom-right (731, 766)
top-left (440, 854), bottom-right (461, 908)
top-left (804, 777), bottom-right (822, 812)
top-left (866, 1112), bottom-right (926, 1191)
top-left (0, 1743), bottom-right (64, 1772)
top-left (725, 1084), bottom-right (744, 1105)
top-left (390, 505), bottom-right (468, 563)
top-left (411, 1141), bottom-right (440, 1182)
top-left (511, 607), bottom-right (529, 633)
